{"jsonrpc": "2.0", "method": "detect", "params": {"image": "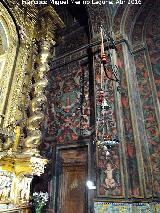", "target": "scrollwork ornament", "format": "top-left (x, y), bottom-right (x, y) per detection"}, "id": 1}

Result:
top-left (2, 0), bottom-right (38, 131)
